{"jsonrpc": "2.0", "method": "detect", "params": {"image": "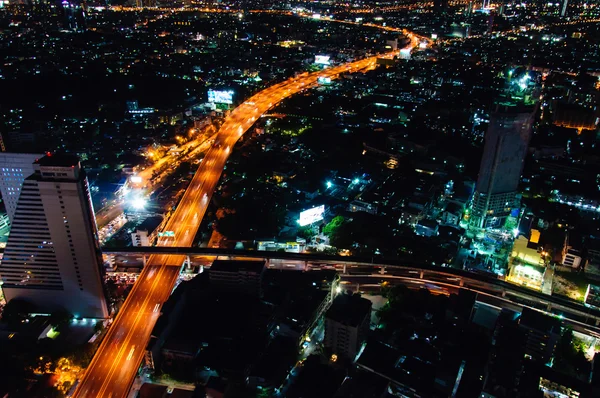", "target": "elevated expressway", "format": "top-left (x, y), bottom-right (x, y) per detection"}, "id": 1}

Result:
top-left (74, 52), bottom-right (397, 397)
top-left (105, 246), bottom-right (600, 335)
